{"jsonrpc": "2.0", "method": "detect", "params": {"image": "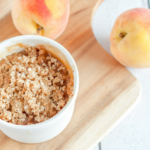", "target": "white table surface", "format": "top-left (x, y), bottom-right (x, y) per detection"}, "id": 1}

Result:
top-left (92, 0), bottom-right (150, 150)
